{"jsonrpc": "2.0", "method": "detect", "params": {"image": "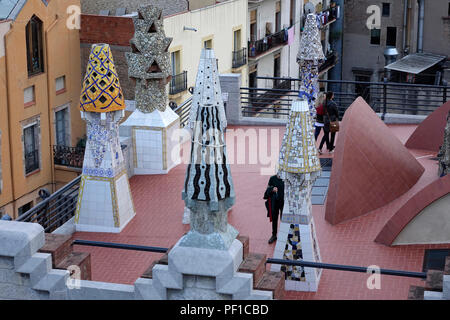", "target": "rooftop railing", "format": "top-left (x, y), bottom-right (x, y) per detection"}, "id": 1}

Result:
top-left (241, 76), bottom-right (449, 120)
top-left (17, 175), bottom-right (81, 233)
